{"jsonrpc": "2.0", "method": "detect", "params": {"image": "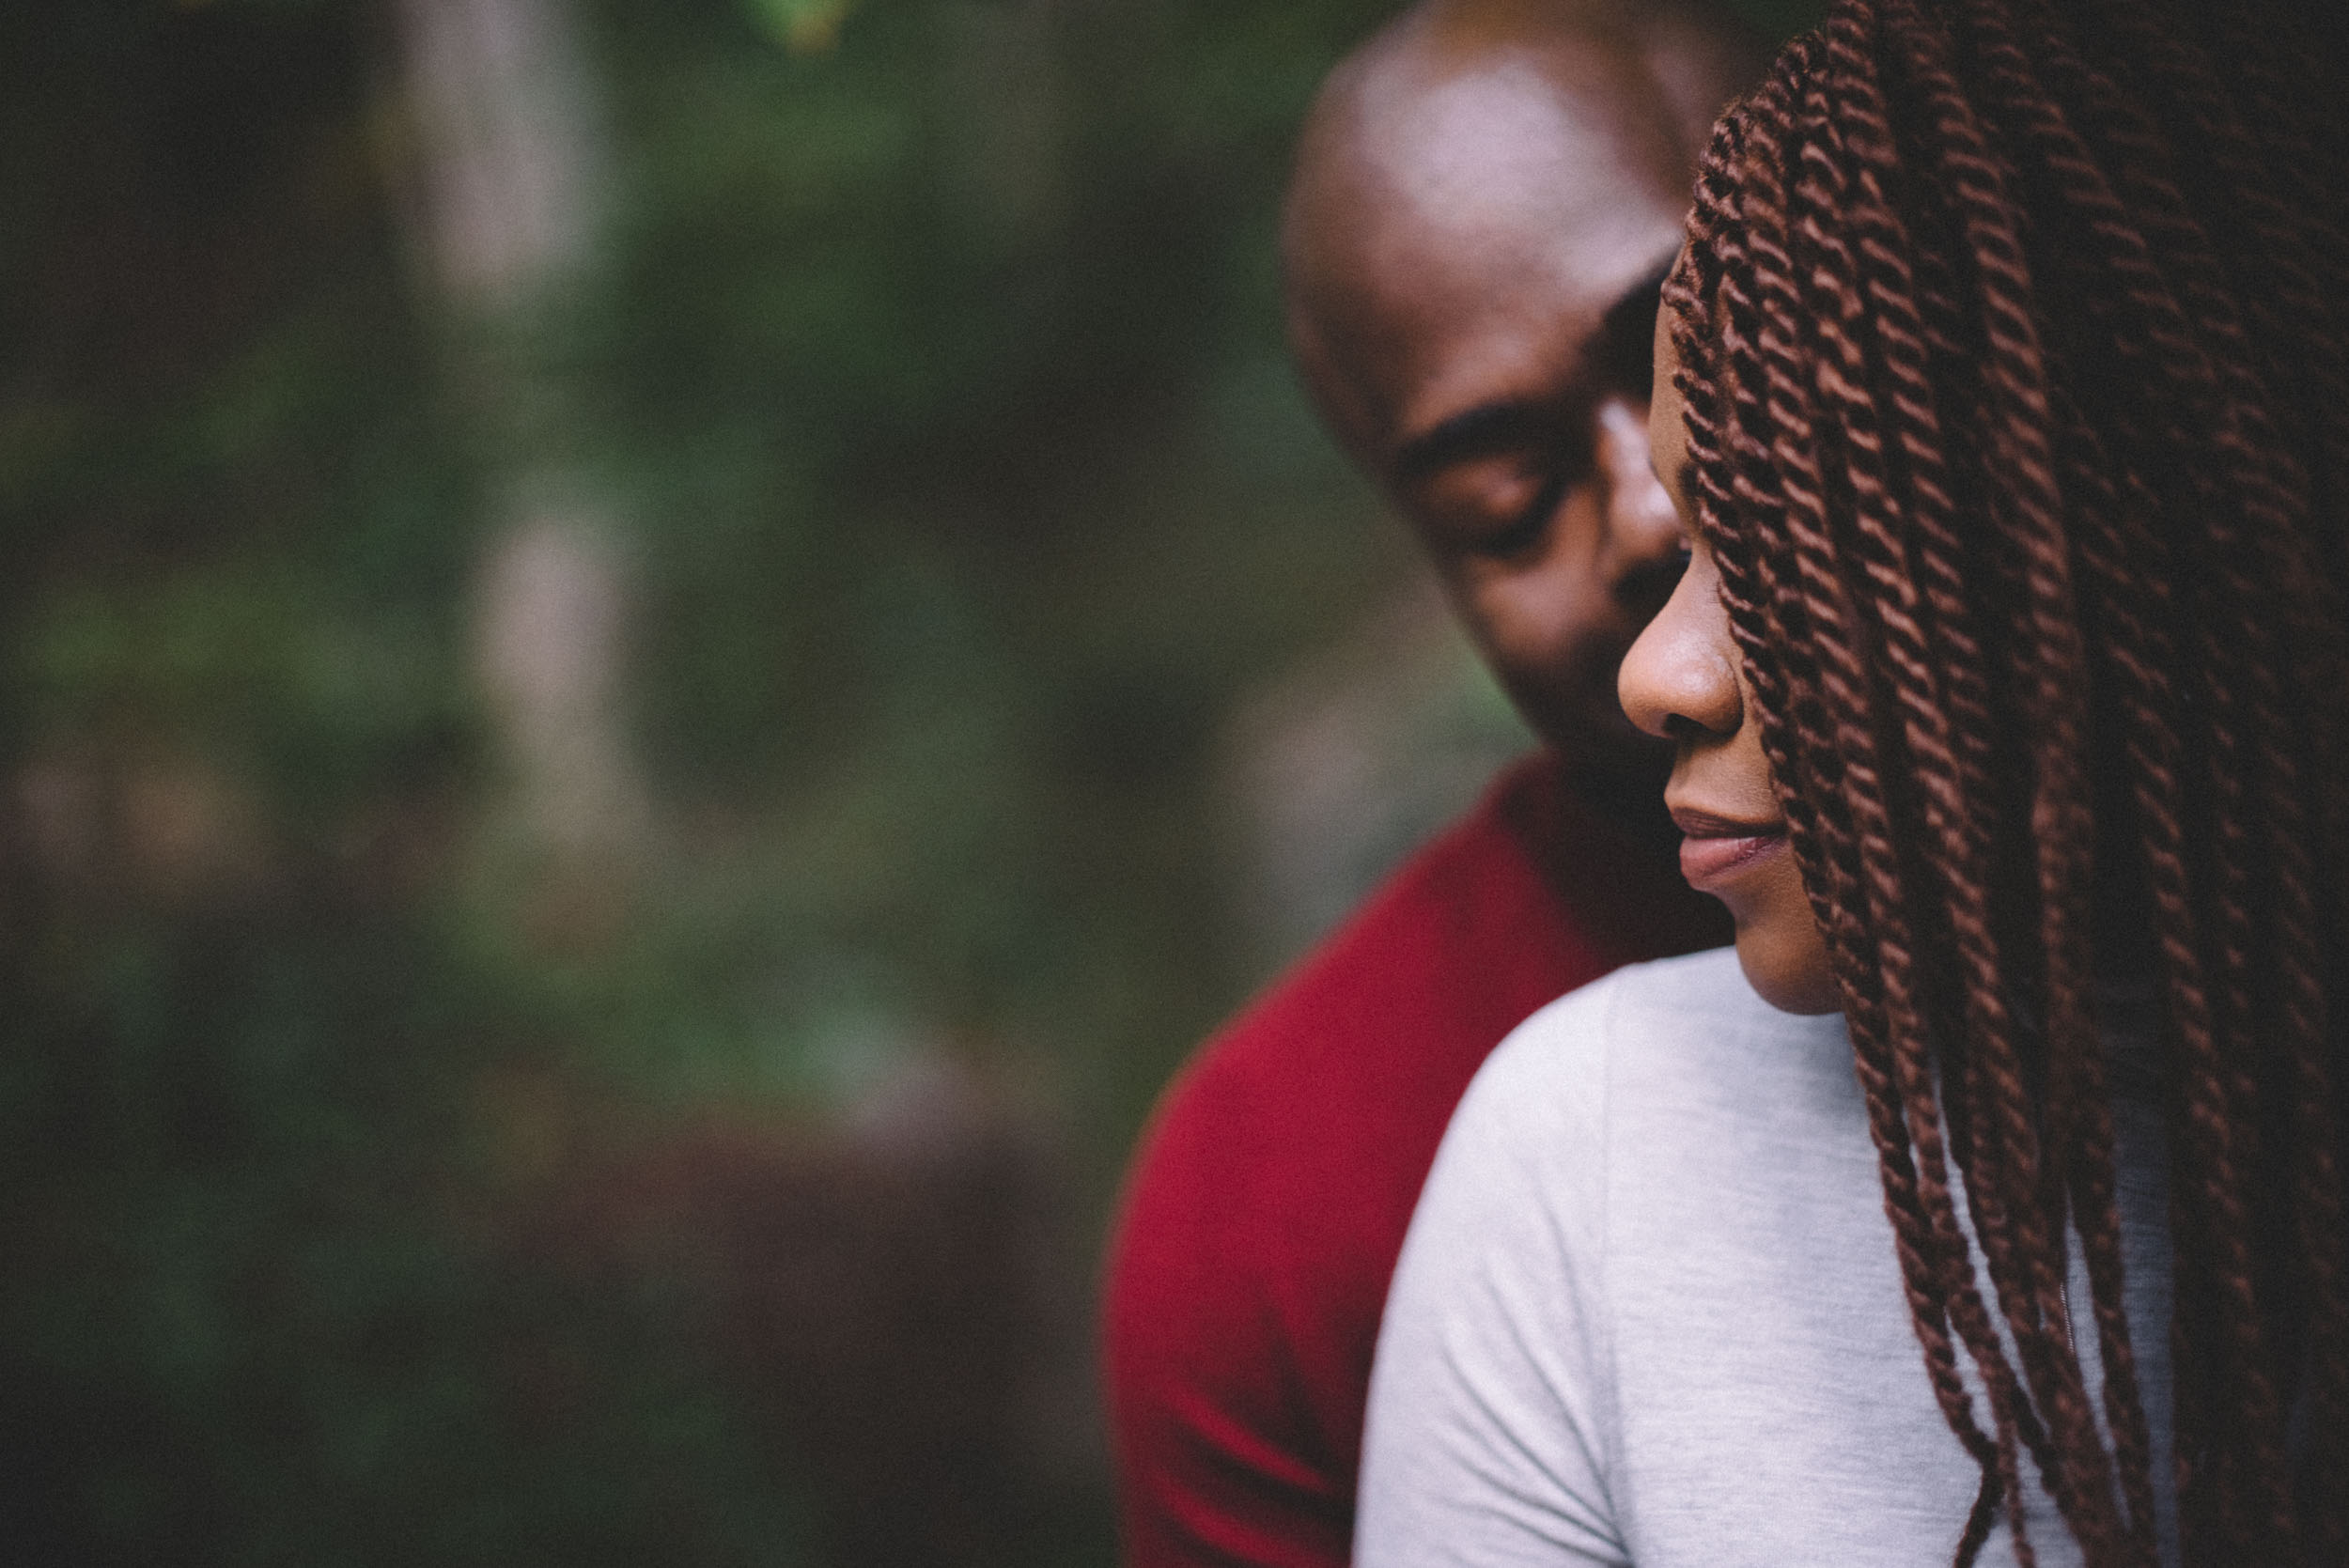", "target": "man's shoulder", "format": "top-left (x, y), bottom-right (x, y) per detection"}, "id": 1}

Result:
top-left (1101, 761), bottom-right (1615, 1373)
top-left (1206, 755), bottom-right (1604, 1071)
top-left (1102, 760), bottom-right (1608, 1559)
